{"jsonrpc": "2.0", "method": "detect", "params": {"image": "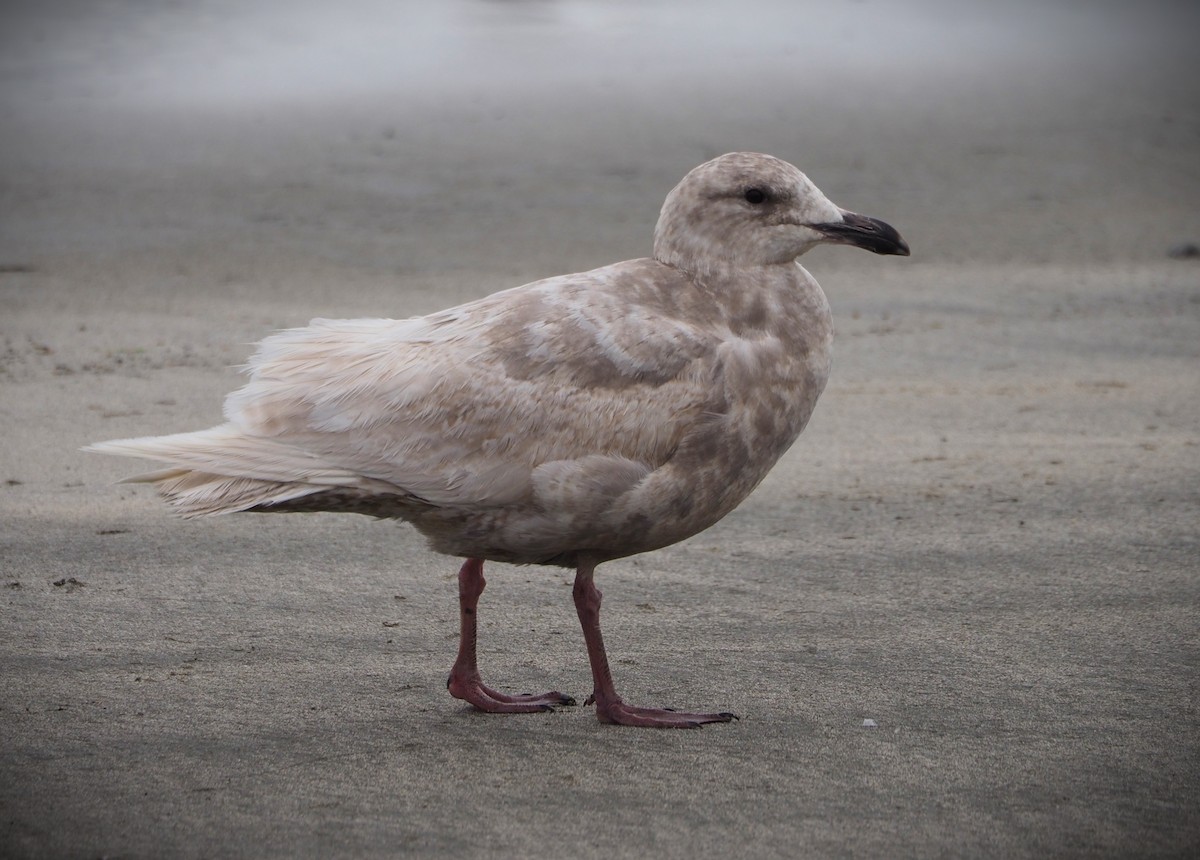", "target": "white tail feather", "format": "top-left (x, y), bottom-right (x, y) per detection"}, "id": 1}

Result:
top-left (152, 471), bottom-right (327, 517)
top-left (84, 424), bottom-right (379, 517)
